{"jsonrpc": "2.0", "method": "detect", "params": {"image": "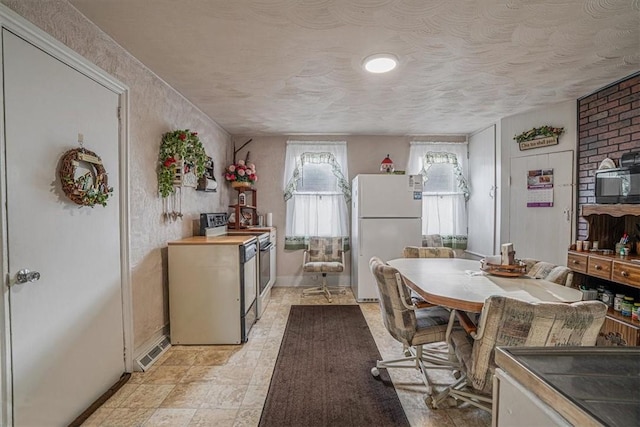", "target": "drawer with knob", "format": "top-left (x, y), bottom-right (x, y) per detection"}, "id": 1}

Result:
top-left (587, 256), bottom-right (612, 280)
top-left (567, 252), bottom-right (588, 273)
top-left (612, 261), bottom-right (640, 288)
